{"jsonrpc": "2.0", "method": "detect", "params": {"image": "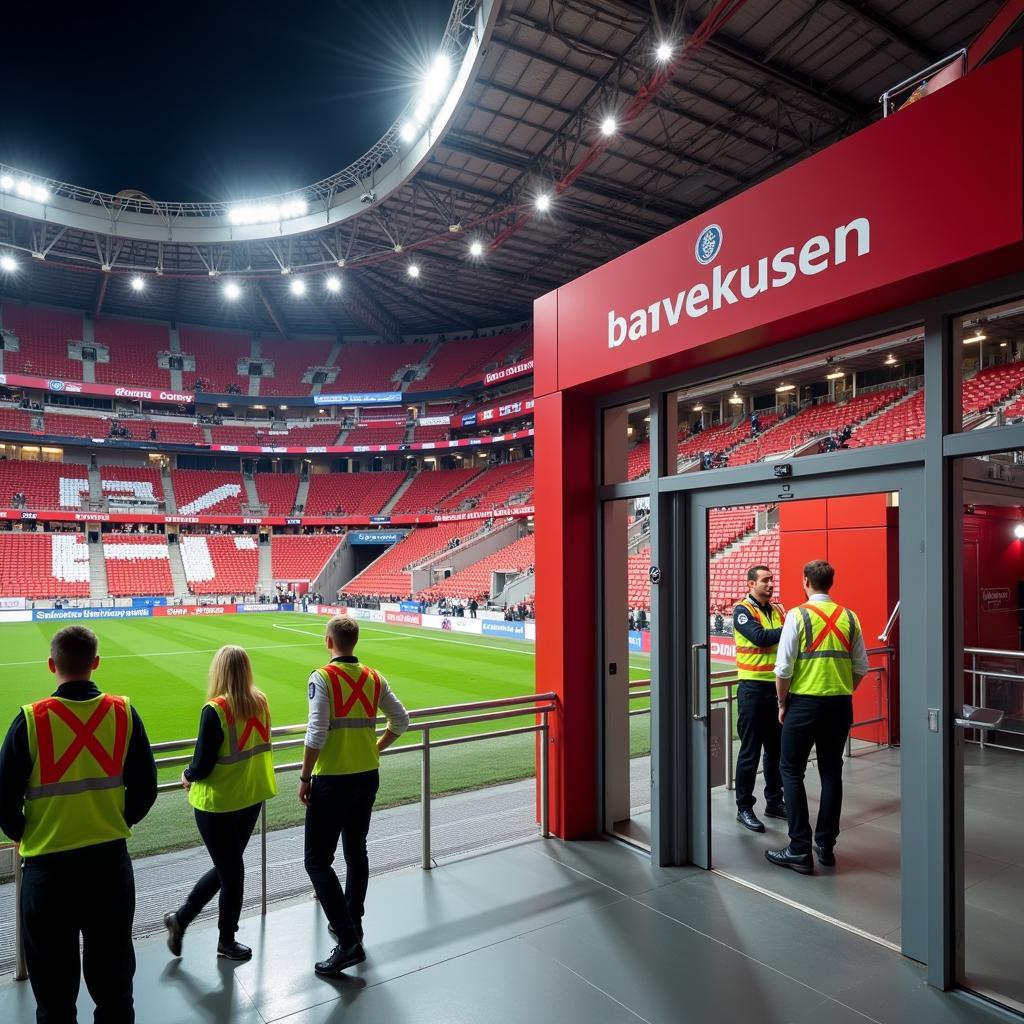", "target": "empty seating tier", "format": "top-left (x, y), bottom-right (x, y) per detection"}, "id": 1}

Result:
top-left (170, 469), bottom-right (246, 515)
top-left (304, 471), bottom-right (406, 516)
top-left (43, 413), bottom-right (112, 439)
top-left (99, 466), bottom-right (164, 503)
top-left (180, 327), bottom-right (250, 393)
top-left (437, 461), bottom-right (534, 512)
top-left (1, 305), bottom-right (82, 379)
top-left (390, 468), bottom-right (482, 514)
top-left (708, 528), bottom-right (781, 614)
top-left (211, 422), bottom-right (341, 447)
top-left (962, 360), bottom-right (1024, 416)
top-left (271, 535), bottom-right (342, 582)
top-left (419, 533), bottom-right (535, 602)
top-left (179, 534), bottom-right (258, 594)
top-left (93, 318), bottom-right (170, 387)
top-left (0, 408), bottom-right (34, 433)
top-left (0, 460), bottom-right (89, 509)
top-left (332, 342), bottom-right (429, 392)
top-left (410, 333), bottom-right (525, 392)
top-left (344, 421), bottom-right (408, 446)
top-left (102, 535), bottom-right (174, 595)
top-left (342, 522), bottom-right (479, 597)
top-left (848, 390), bottom-right (925, 447)
top-left (257, 338), bottom-right (334, 396)
top-left (254, 473), bottom-right (299, 515)
top-left (0, 533), bottom-right (90, 597)
top-left (708, 506), bottom-right (759, 553)
top-left (121, 419), bottom-right (206, 445)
